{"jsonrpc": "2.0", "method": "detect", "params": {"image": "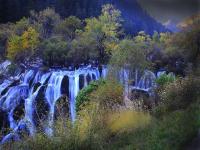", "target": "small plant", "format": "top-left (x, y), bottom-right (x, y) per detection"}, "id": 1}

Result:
top-left (155, 73), bottom-right (175, 87)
